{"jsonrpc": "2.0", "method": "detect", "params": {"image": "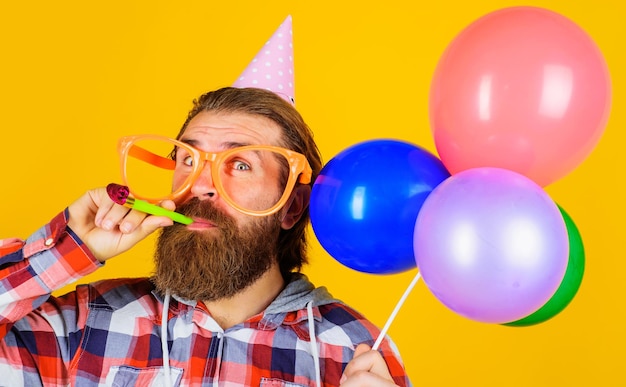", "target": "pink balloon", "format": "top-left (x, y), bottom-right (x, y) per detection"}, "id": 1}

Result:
top-left (430, 6), bottom-right (611, 186)
top-left (414, 168), bottom-right (569, 324)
